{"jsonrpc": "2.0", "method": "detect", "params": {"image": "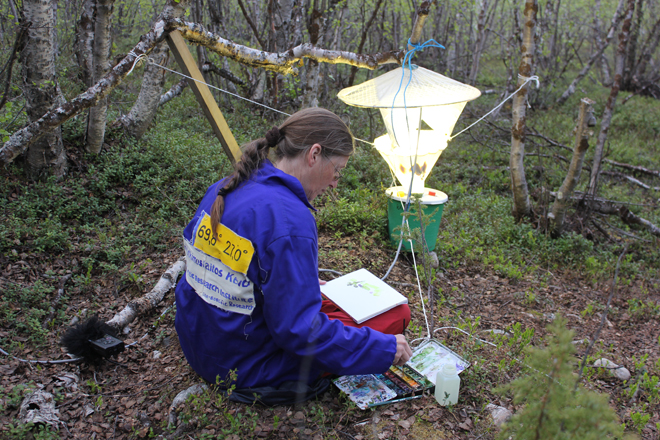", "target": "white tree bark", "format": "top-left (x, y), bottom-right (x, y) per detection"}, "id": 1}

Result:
top-left (170, 19), bottom-right (403, 75)
top-left (86, 0), bottom-right (116, 154)
top-left (117, 0), bottom-right (188, 139)
top-left (509, 0), bottom-right (537, 221)
top-left (118, 41), bottom-right (170, 138)
top-left (159, 78), bottom-right (188, 106)
top-left (106, 258), bottom-right (185, 331)
top-left (549, 98), bottom-right (595, 236)
top-left (75, 0), bottom-right (95, 87)
top-left (21, 0), bottom-right (67, 179)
